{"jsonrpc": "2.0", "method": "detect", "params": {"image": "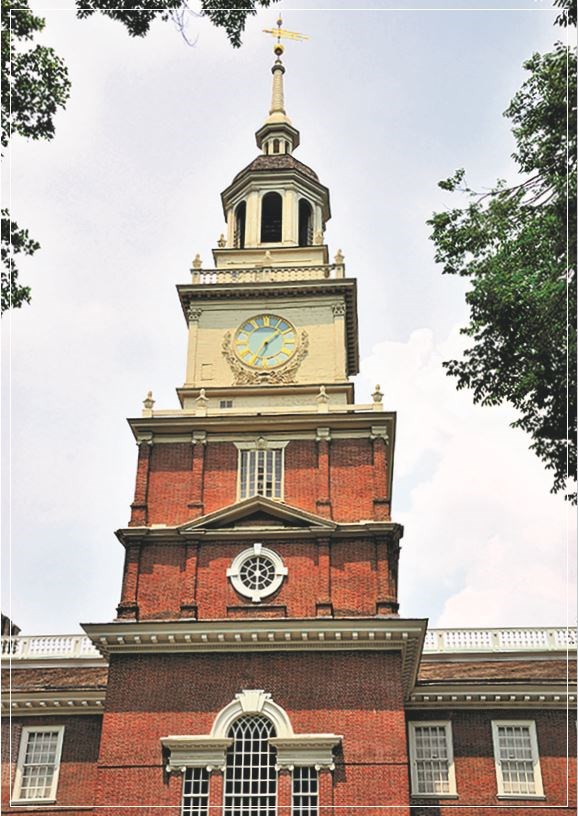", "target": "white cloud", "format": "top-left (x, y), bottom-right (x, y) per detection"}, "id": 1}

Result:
top-left (361, 327), bottom-right (576, 628)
